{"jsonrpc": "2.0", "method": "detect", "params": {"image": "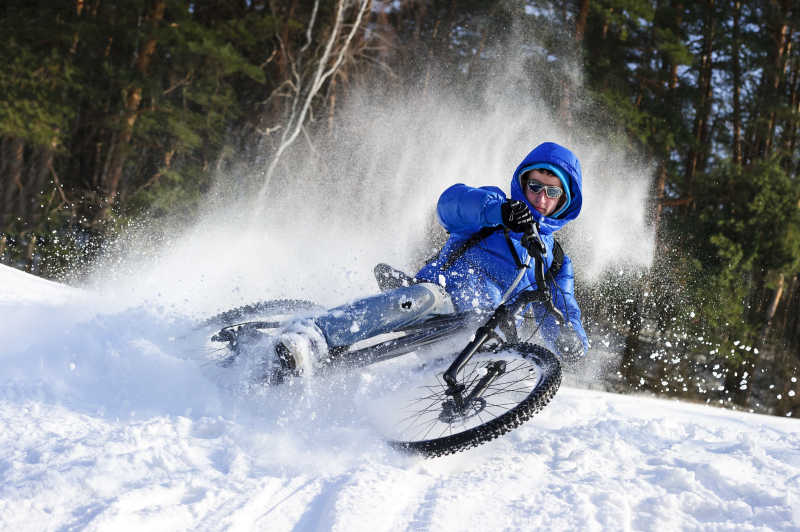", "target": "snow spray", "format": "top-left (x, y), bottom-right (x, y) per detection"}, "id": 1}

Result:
top-left (58, 32), bottom-right (657, 458)
top-left (83, 54), bottom-right (654, 319)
